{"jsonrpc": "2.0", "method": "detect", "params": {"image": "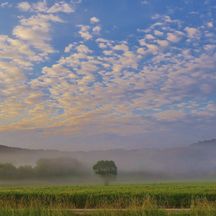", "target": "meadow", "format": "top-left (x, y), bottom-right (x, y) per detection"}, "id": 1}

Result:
top-left (0, 182), bottom-right (216, 215)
